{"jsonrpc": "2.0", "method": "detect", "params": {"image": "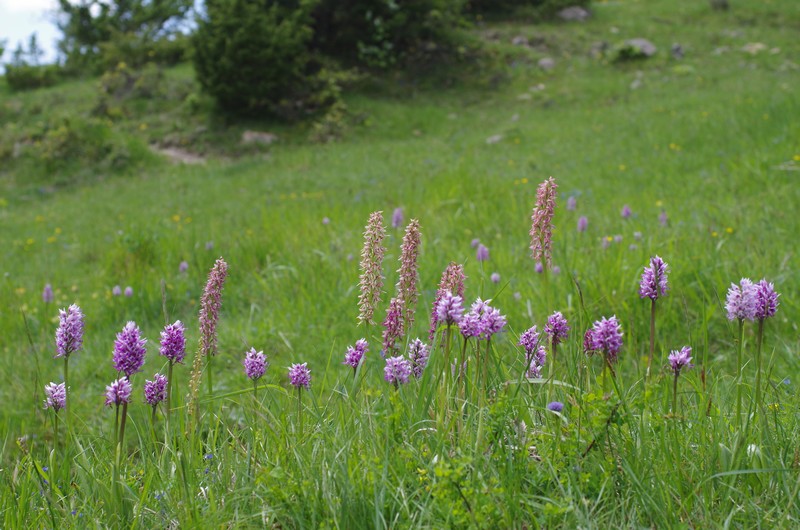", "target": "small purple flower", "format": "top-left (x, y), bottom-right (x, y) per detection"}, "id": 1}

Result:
top-left (384, 356), bottom-right (412, 387)
top-left (44, 382), bottom-right (66, 411)
top-left (343, 339), bottom-right (368, 369)
top-left (288, 363), bottom-right (311, 389)
top-left (552, 266), bottom-right (561, 275)
top-left (381, 297), bottom-right (404, 356)
top-left (566, 196), bottom-right (577, 211)
top-left (545, 311), bottom-right (570, 347)
top-left (668, 346), bottom-right (693, 376)
top-left (546, 401), bottom-right (564, 412)
top-left (105, 378), bottom-right (133, 407)
top-left (112, 285), bottom-right (122, 297)
top-left (526, 361), bottom-right (542, 379)
top-left (659, 210), bottom-right (668, 227)
top-left (725, 278), bottom-right (757, 321)
top-left (205, 241), bottom-right (214, 251)
top-left (55, 304), bottom-right (84, 359)
top-left (526, 345), bottom-right (547, 379)
top-left (470, 238), bottom-right (481, 249)
top-left (322, 217), bottom-right (330, 225)
top-left (639, 256), bottom-right (670, 300)
top-left (124, 286), bottom-right (133, 297)
top-left (159, 321), bottom-right (186, 364)
top-left (408, 338), bottom-right (430, 378)
top-left (144, 373), bottom-right (168, 405)
top-left (518, 325), bottom-right (540, 354)
top-left (614, 235), bottom-right (623, 244)
top-left (490, 272), bottom-right (500, 284)
top-left (458, 311), bottom-right (484, 339)
top-left (429, 263), bottom-right (467, 340)
top-left (589, 316), bottom-right (623, 362)
top-left (243, 348), bottom-right (268, 381)
top-left (435, 291), bottom-right (464, 326)
top-left (583, 328), bottom-right (597, 355)
top-left (633, 231), bottom-right (642, 241)
top-left (476, 244), bottom-right (490, 262)
top-left (391, 207), bottom-right (404, 229)
top-left (535, 262), bottom-right (544, 274)
top-left (621, 205), bottom-right (632, 218)
top-left (577, 216), bottom-right (588, 232)
top-left (481, 306), bottom-right (507, 339)
top-left (42, 284), bottom-right (54, 303)
top-left (112, 321), bottom-right (147, 377)
top-left (602, 238), bottom-right (611, 250)
top-left (513, 292), bottom-right (522, 301)
top-left (179, 260), bottom-right (189, 273)
top-left (754, 279), bottom-right (779, 320)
